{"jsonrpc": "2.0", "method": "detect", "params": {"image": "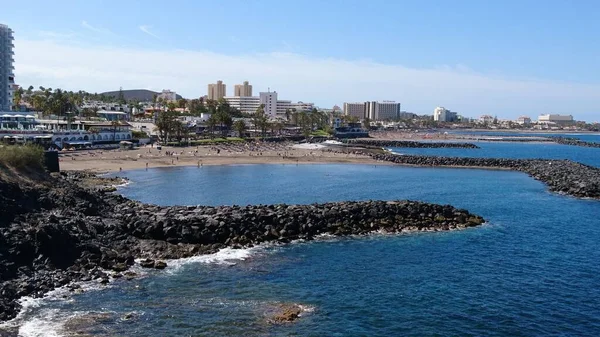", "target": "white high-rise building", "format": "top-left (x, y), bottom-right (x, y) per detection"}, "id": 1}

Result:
top-left (433, 107), bottom-right (458, 122)
top-left (433, 107), bottom-right (447, 122)
top-left (259, 91), bottom-right (278, 116)
top-left (0, 24), bottom-right (15, 111)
